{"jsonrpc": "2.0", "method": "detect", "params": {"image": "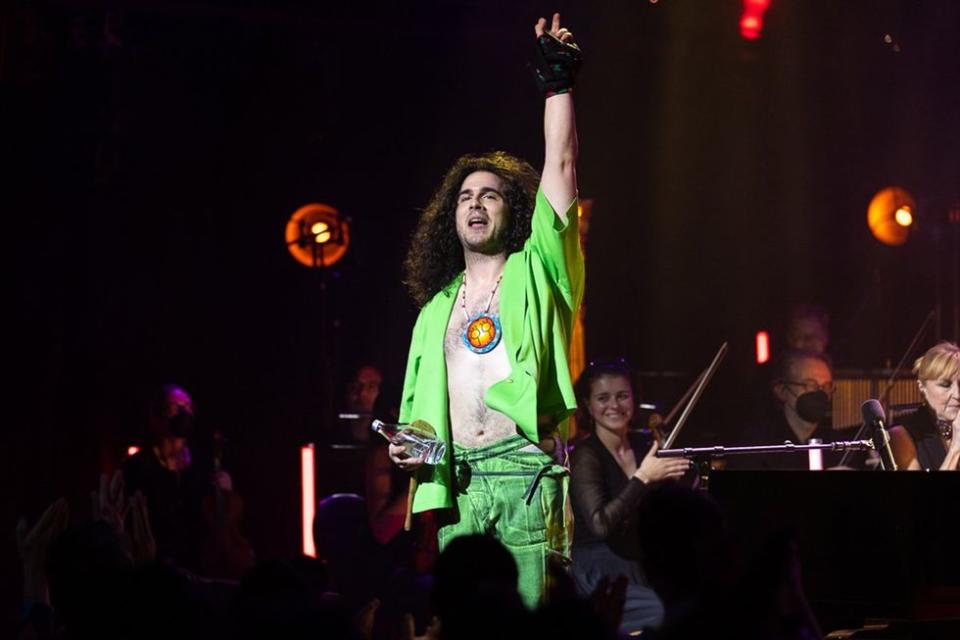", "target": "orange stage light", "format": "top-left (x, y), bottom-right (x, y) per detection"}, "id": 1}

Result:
top-left (286, 203), bottom-right (350, 268)
top-left (867, 187), bottom-right (916, 246)
top-left (894, 206), bottom-right (913, 227)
